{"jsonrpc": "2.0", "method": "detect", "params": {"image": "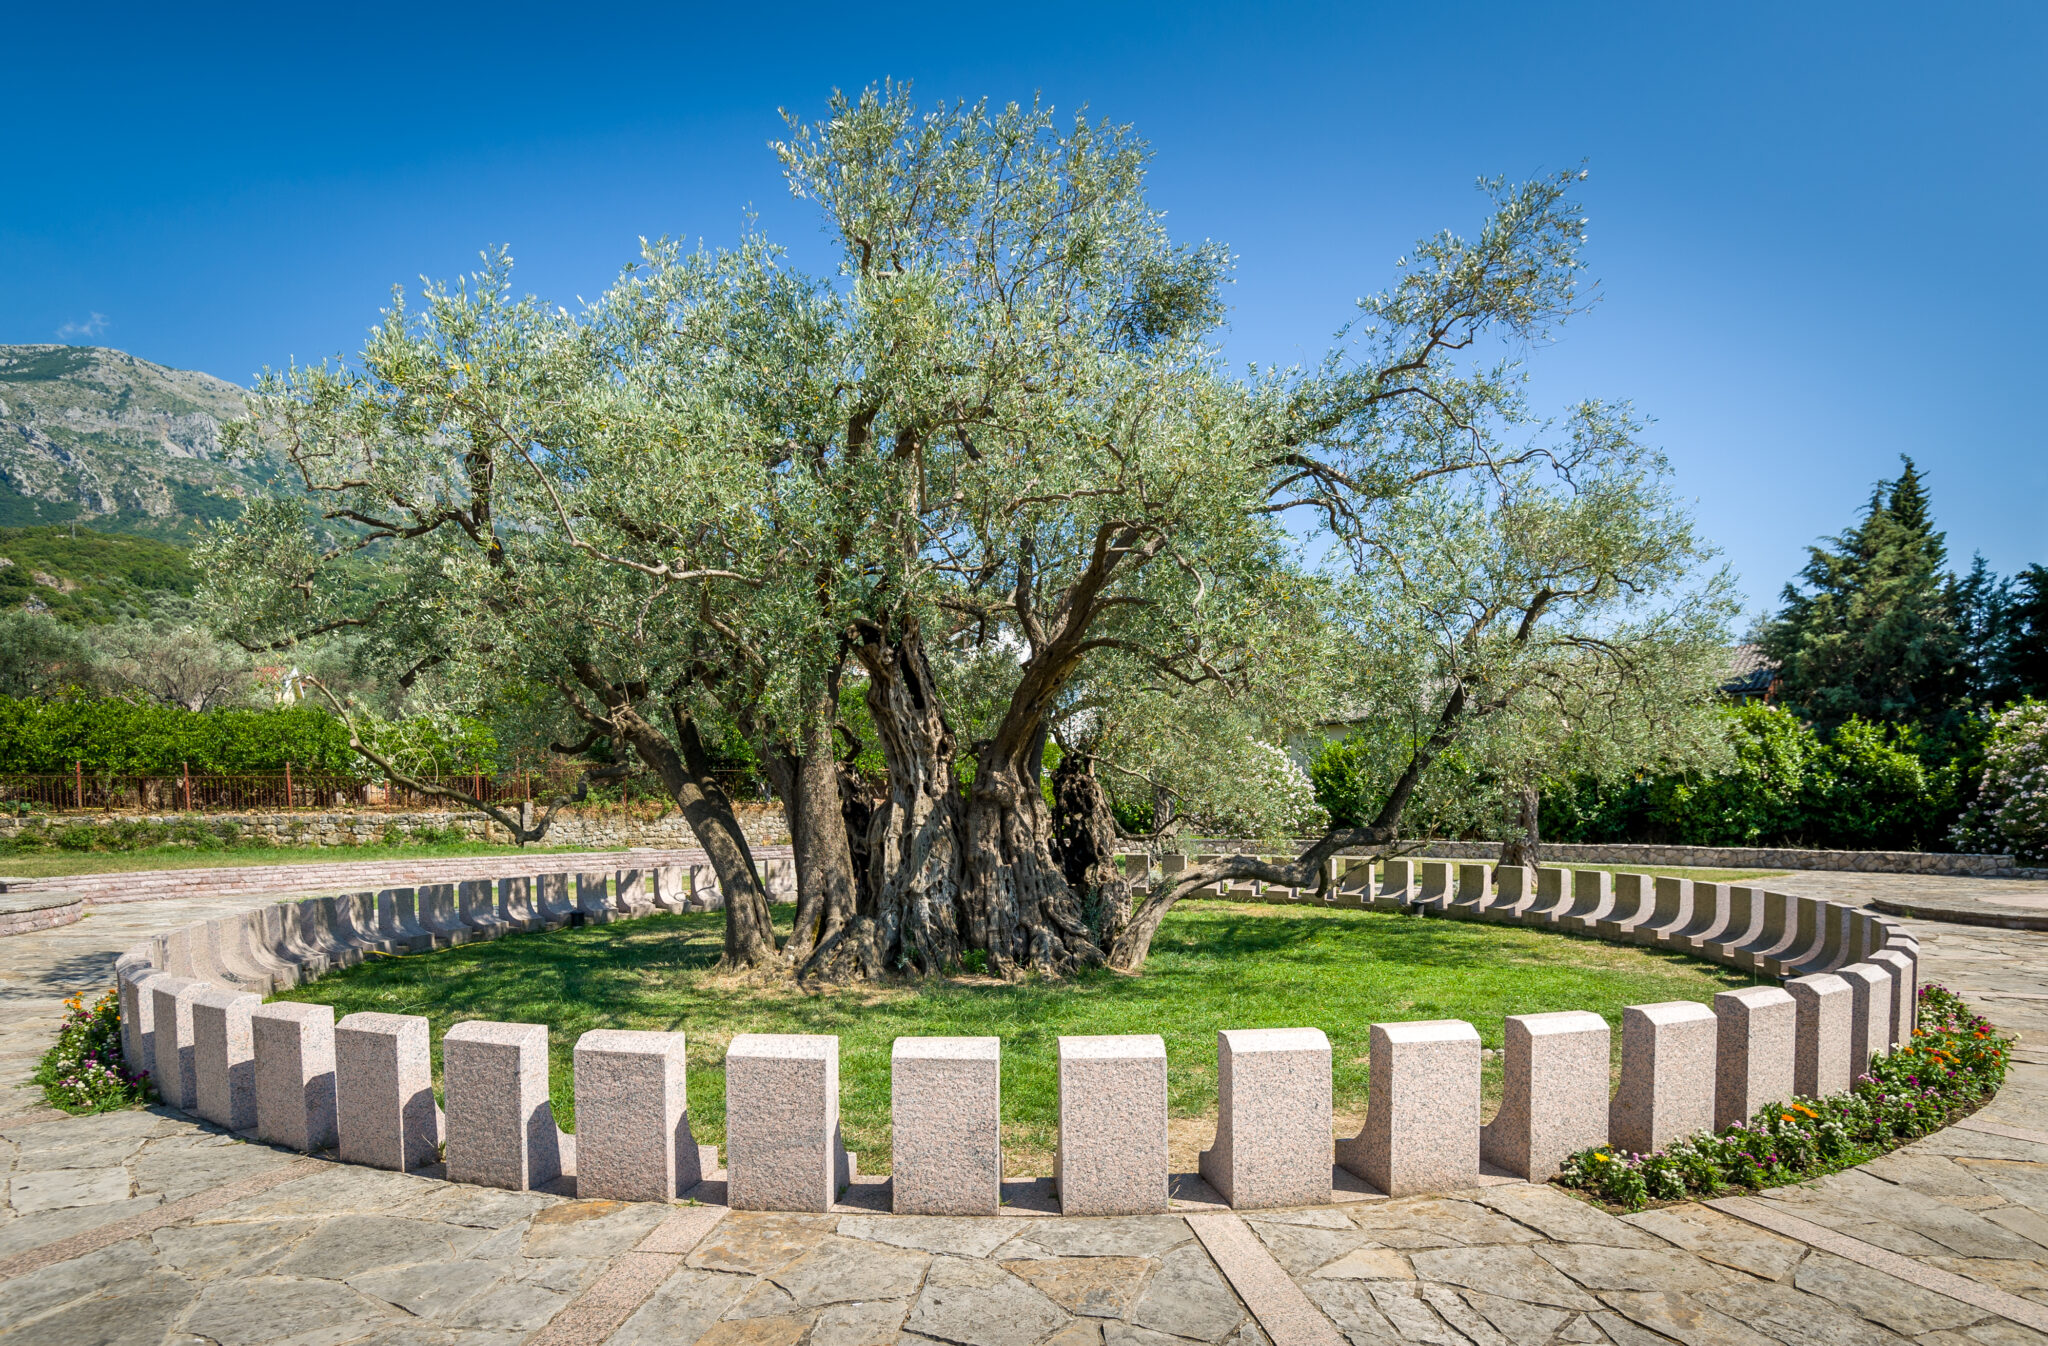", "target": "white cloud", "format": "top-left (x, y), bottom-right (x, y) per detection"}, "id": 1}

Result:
top-left (56, 313), bottom-right (109, 340)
